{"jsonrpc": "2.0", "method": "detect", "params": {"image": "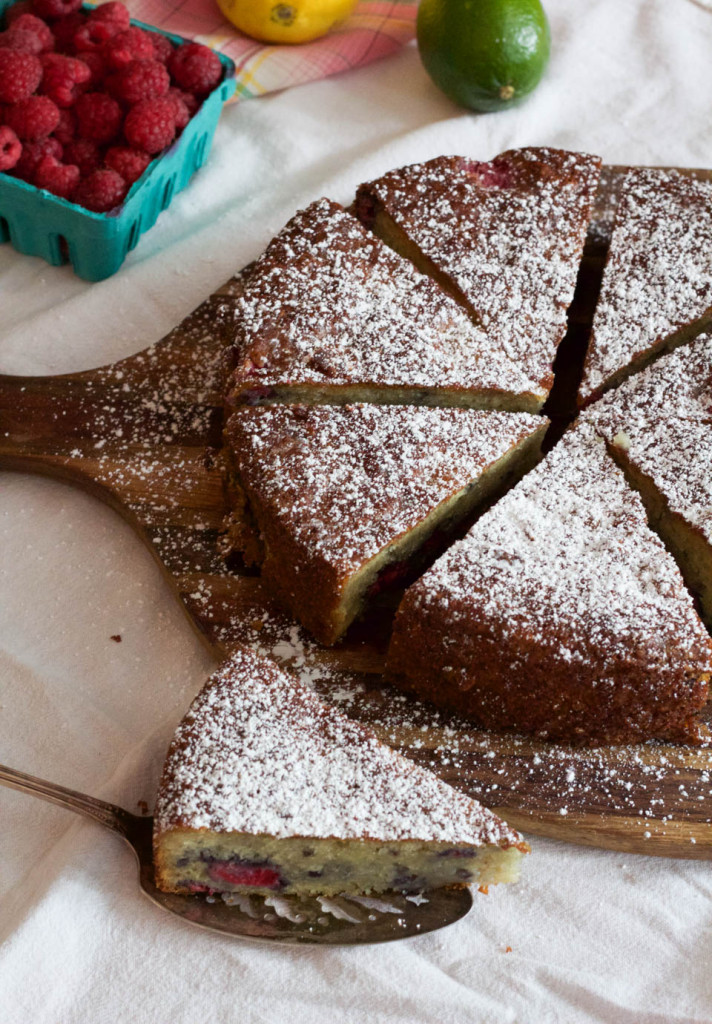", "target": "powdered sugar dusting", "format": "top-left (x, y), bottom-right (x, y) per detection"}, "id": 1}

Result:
top-left (582, 169), bottom-right (712, 396)
top-left (226, 198), bottom-right (540, 402)
top-left (405, 423), bottom-right (711, 675)
top-left (226, 403), bottom-right (543, 575)
top-left (155, 648), bottom-right (521, 847)
top-left (588, 332), bottom-right (712, 543)
top-left (358, 148), bottom-right (601, 391)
